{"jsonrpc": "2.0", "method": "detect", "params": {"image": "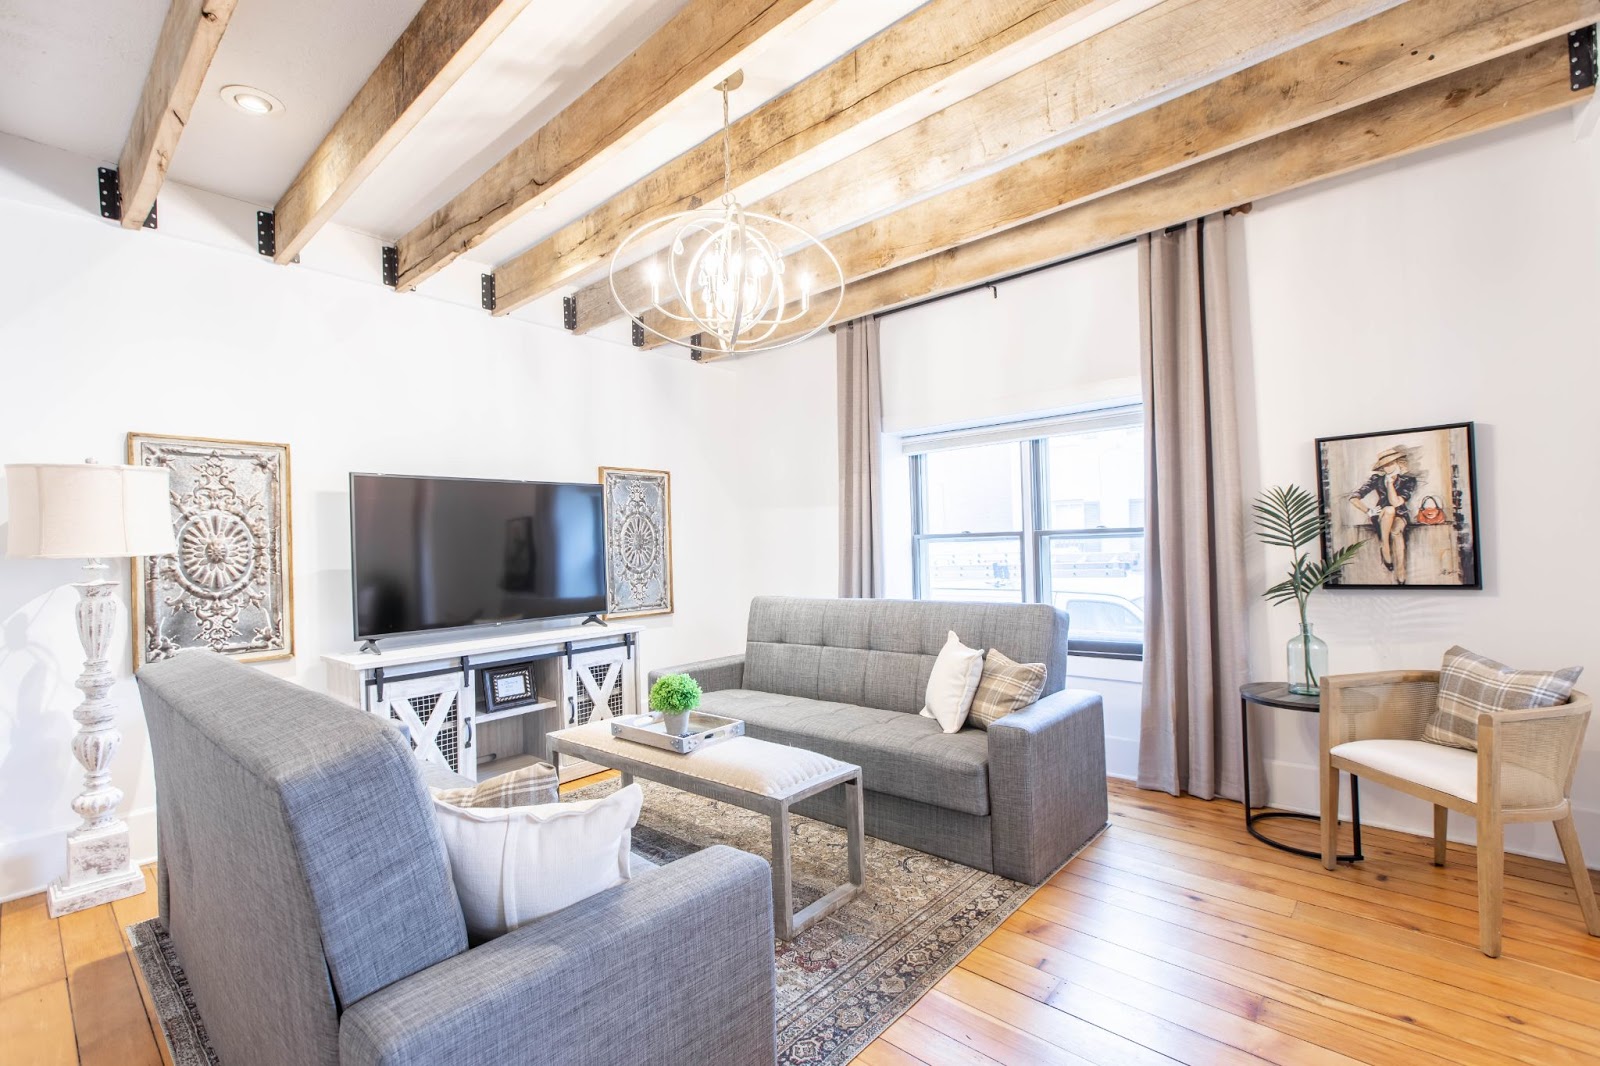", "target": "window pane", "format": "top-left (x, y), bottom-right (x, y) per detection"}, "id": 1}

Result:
top-left (921, 443), bottom-right (1023, 534)
top-left (921, 537), bottom-right (1023, 603)
top-left (1043, 422), bottom-right (1143, 530)
top-left (1043, 535), bottom-right (1145, 643)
